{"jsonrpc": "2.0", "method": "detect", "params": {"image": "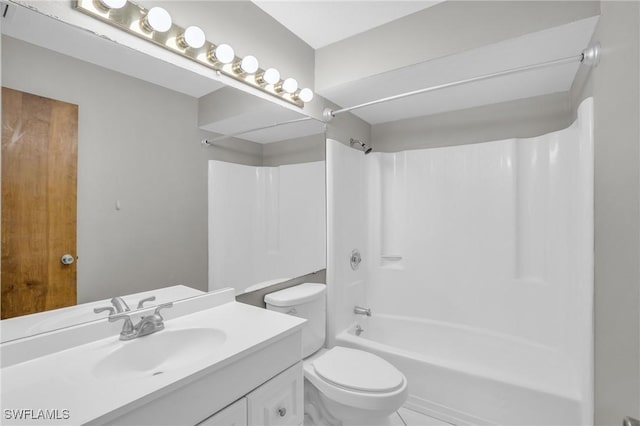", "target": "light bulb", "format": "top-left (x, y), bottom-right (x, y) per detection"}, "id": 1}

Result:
top-left (258, 68), bottom-right (280, 85)
top-left (211, 44), bottom-right (235, 64)
top-left (142, 7), bottom-right (172, 33)
top-left (178, 26), bottom-right (206, 49)
top-left (297, 88), bottom-right (314, 103)
top-left (99, 0), bottom-right (127, 9)
top-left (281, 78), bottom-right (298, 94)
top-left (240, 55), bottom-right (259, 74)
